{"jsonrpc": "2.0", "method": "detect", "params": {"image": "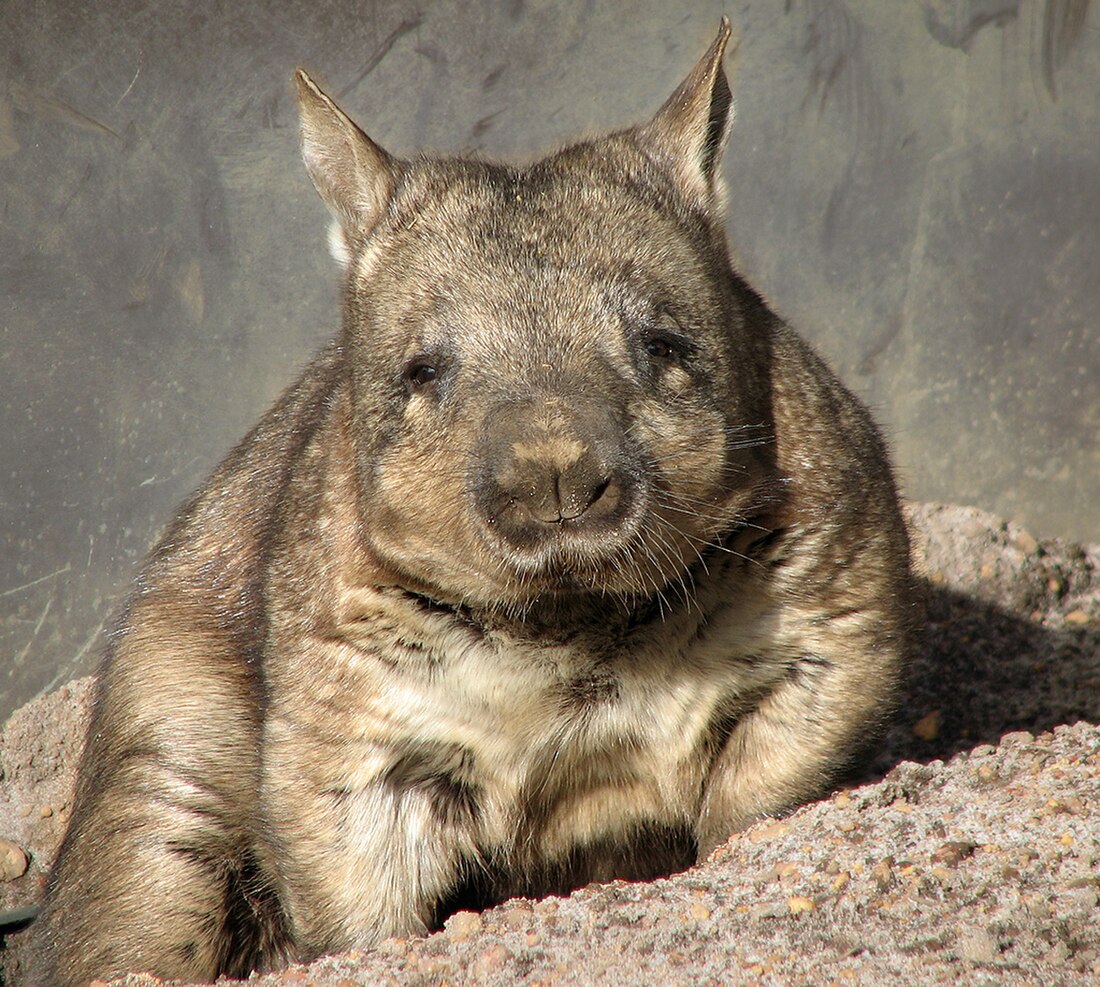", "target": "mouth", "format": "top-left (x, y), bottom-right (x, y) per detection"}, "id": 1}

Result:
top-left (482, 516), bottom-right (708, 607)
